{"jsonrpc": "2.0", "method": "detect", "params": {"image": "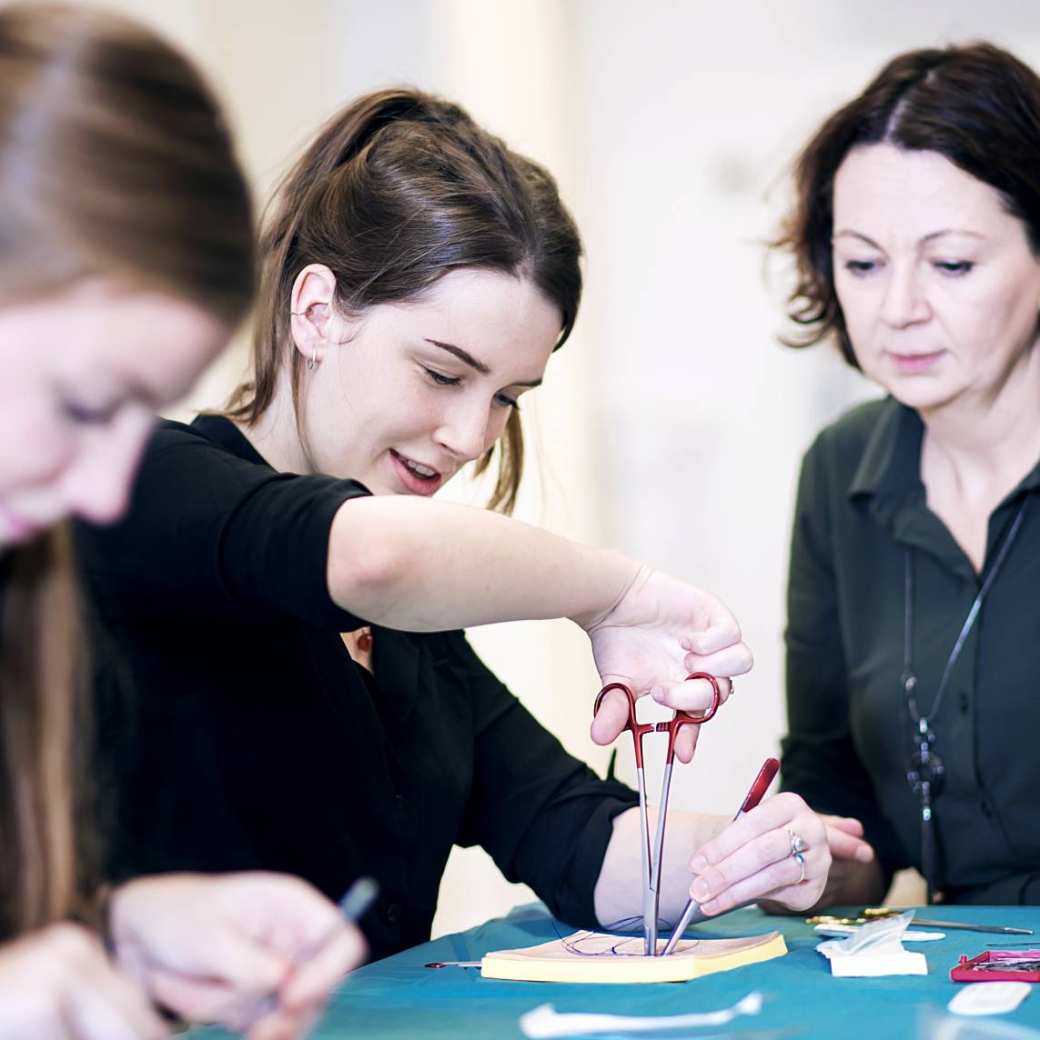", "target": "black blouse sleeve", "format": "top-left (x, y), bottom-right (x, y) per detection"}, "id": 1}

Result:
top-left (75, 421), bottom-right (371, 629)
top-left (448, 634), bottom-right (639, 929)
top-left (780, 432), bottom-right (904, 878)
